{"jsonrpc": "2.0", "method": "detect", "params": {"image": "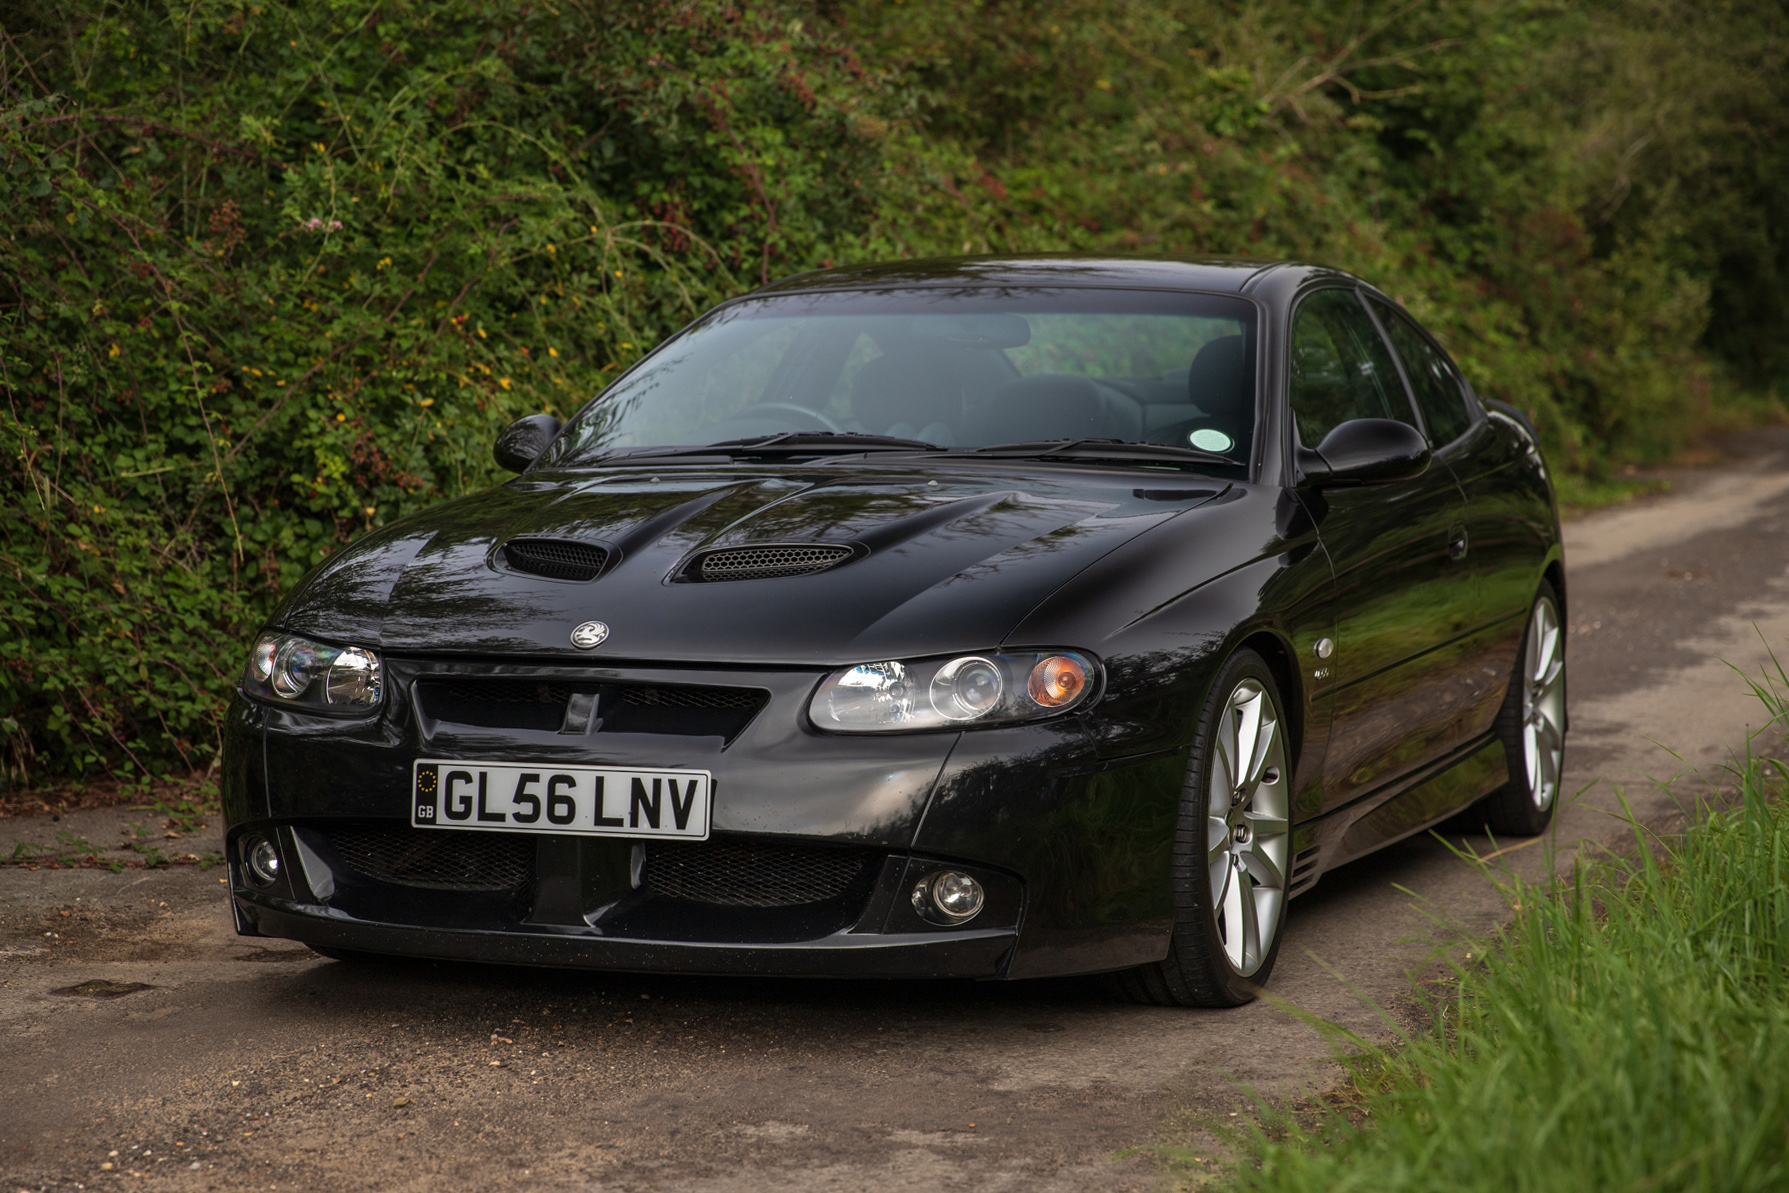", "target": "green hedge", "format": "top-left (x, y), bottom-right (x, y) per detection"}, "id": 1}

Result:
top-left (0, 0), bottom-right (894, 782)
top-left (2, 0), bottom-right (1785, 785)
